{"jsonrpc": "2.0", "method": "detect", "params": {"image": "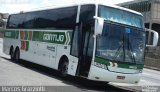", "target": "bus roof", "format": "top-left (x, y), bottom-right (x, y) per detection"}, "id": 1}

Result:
top-left (12, 2), bottom-right (143, 16)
